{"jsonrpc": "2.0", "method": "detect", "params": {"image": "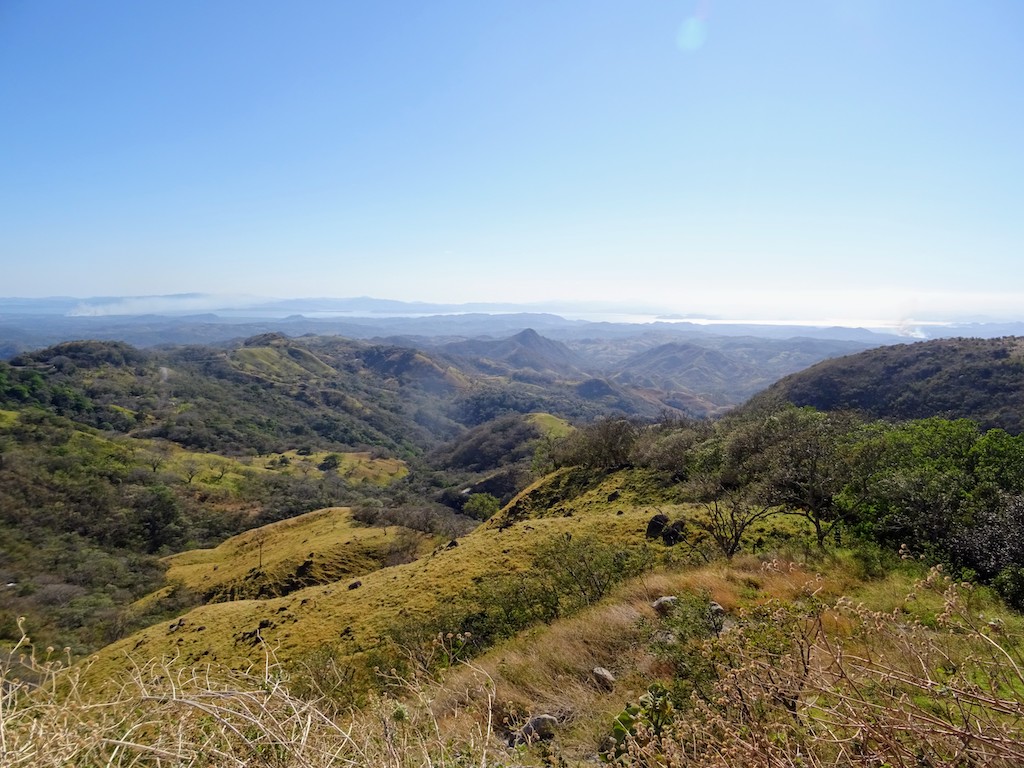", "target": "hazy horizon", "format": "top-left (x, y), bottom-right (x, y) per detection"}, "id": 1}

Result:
top-left (2, 3), bottom-right (1022, 325)
top-left (4, 291), bottom-right (1022, 338)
